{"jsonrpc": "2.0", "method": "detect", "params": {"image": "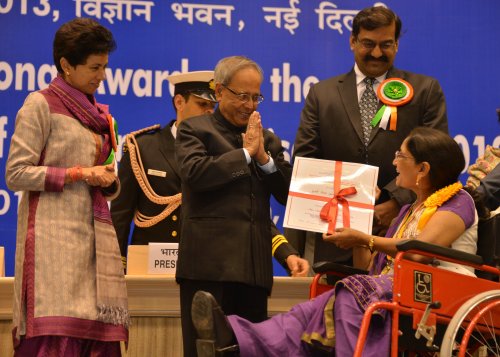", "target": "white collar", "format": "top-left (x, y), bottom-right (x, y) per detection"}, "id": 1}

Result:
top-left (354, 63), bottom-right (387, 86)
top-left (171, 121), bottom-right (178, 138)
